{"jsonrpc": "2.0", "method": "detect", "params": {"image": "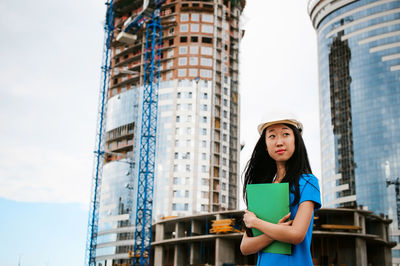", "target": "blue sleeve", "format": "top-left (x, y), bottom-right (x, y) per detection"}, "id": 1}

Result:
top-left (299, 174), bottom-right (322, 210)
